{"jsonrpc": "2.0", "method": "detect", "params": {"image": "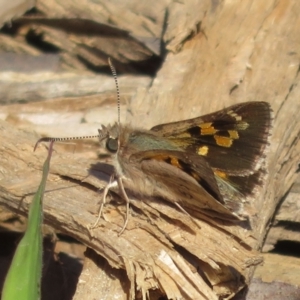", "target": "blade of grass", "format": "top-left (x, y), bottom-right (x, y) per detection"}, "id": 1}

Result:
top-left (2, 142), bottom-right (54, 300)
